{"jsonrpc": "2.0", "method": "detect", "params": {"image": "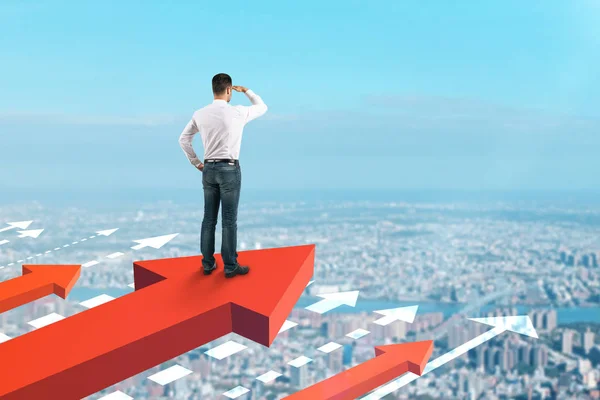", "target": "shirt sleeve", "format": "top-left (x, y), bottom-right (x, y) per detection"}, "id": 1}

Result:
top-left (238, 89), bottom-right (268, 124)
top-left (178, 117), bottom-right (202, 167)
